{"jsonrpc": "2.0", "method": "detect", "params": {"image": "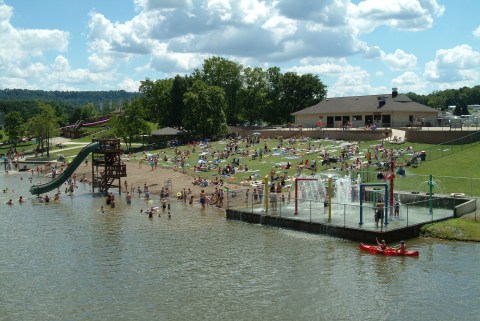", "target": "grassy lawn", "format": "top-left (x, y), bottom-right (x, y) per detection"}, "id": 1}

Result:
top-left (18, 130), bottom-right (480, 199)
top-left (421, 215), bottom-right (480, 241)
top-left (140, 137), bottom-right (480, 195)
top-left (3, 125), bottom-right (480, 196)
